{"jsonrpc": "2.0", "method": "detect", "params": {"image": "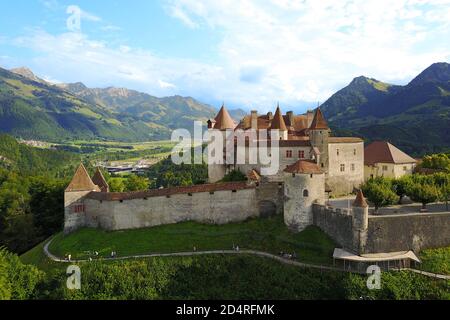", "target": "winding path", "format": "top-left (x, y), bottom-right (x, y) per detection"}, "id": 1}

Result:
top-left (43, 238), bottom-right (450, 280)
